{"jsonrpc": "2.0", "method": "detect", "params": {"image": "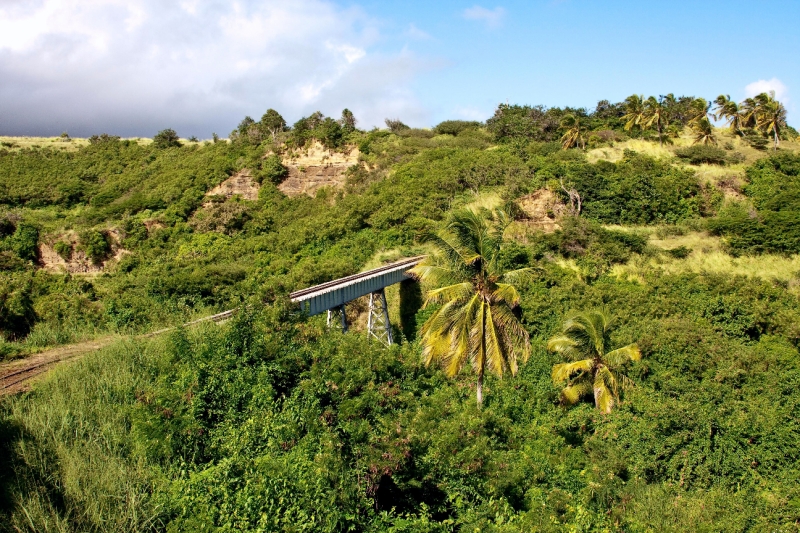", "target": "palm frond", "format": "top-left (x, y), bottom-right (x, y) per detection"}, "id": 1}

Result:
top-left (593, 367), bottom-right (616, 414)
top-left (491, 302), bottom-right (529, 372)
top-left (552, 359), bottom-right (592, 383)
top-left (605, 343), bottom-right (641, 368)
top-left (561, 380), bottom-right (592, 405)
top-left (424, 282), bottom-right (474, 306)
